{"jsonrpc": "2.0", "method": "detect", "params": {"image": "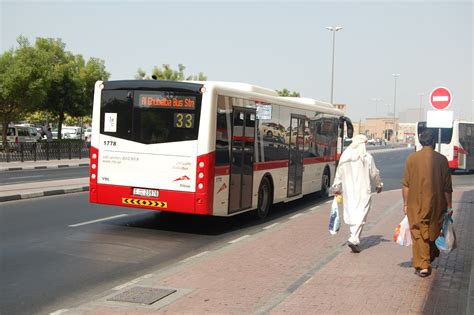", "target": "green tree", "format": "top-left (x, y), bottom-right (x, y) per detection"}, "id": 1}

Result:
top-left (20, 110), bottom-right (56, 128)
top-left (136, 64), bottom-right (207, 81)
top-left (34, 38), bottom-right (109, 138)
top-left (277, 88), bottom-right (300, 97)
top-left (0, 36), bottom-right (49, 145)
top-left (1, 36), bottom-right (109, 143)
